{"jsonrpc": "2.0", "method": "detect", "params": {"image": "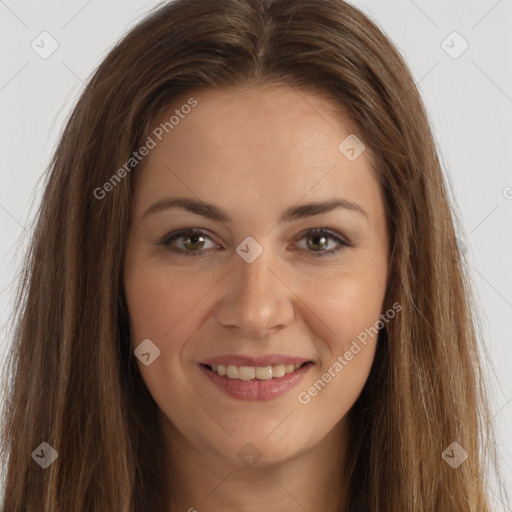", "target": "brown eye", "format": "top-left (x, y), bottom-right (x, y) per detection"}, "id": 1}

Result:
top-left (306, 233), bottom-right (329, 252)
top-left (160, 229), bottom-right (219, 257)
top-left (182, 232), bottom-right (206, 251)
top-left (294, 228), bottom-right (352, 257)
top-left (158, 227), bottom-right (351, 258)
